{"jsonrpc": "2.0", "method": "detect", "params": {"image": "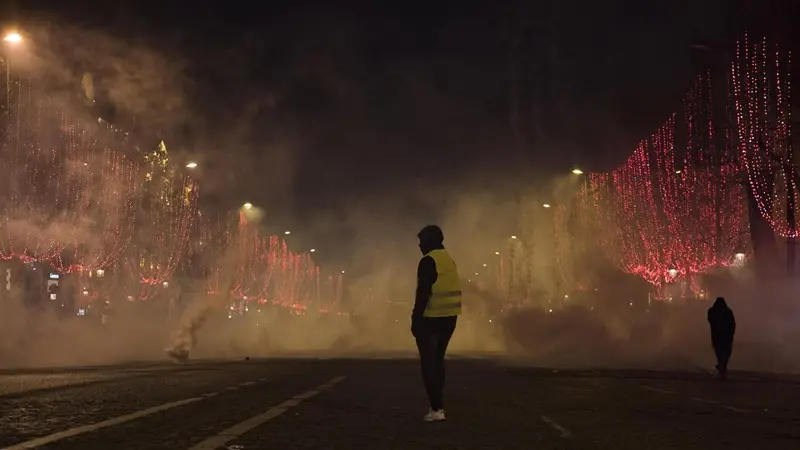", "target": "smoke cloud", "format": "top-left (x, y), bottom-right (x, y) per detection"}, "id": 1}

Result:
top-left (1, 13), bottom-right (798, 380)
